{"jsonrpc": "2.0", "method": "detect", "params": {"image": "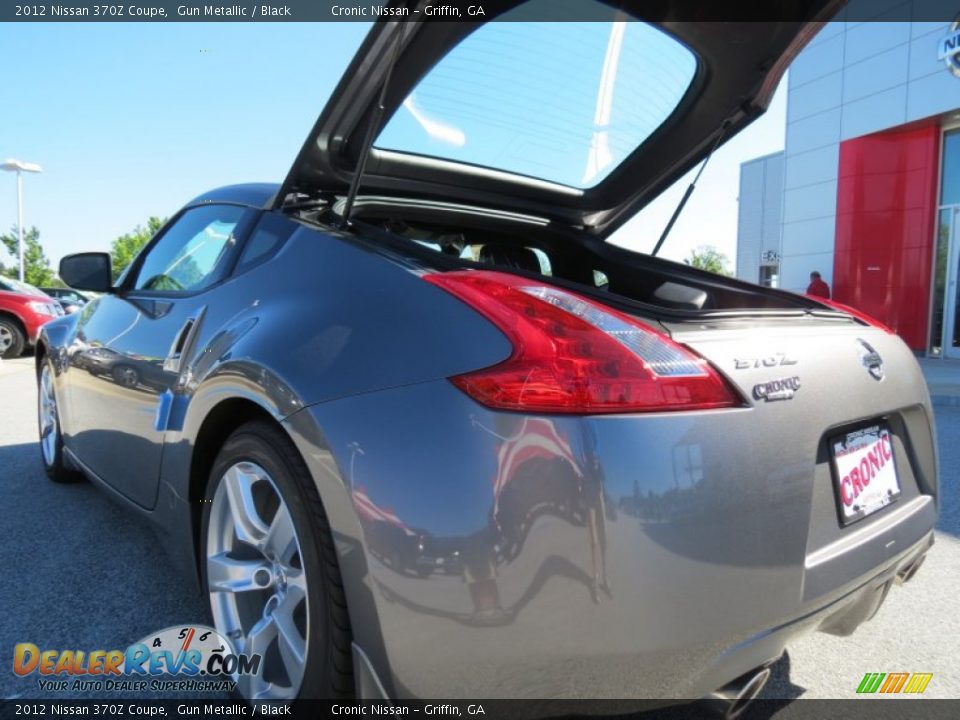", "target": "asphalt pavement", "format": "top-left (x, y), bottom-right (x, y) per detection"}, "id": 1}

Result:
top-left (0, 355), bottom-right (958, 706)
